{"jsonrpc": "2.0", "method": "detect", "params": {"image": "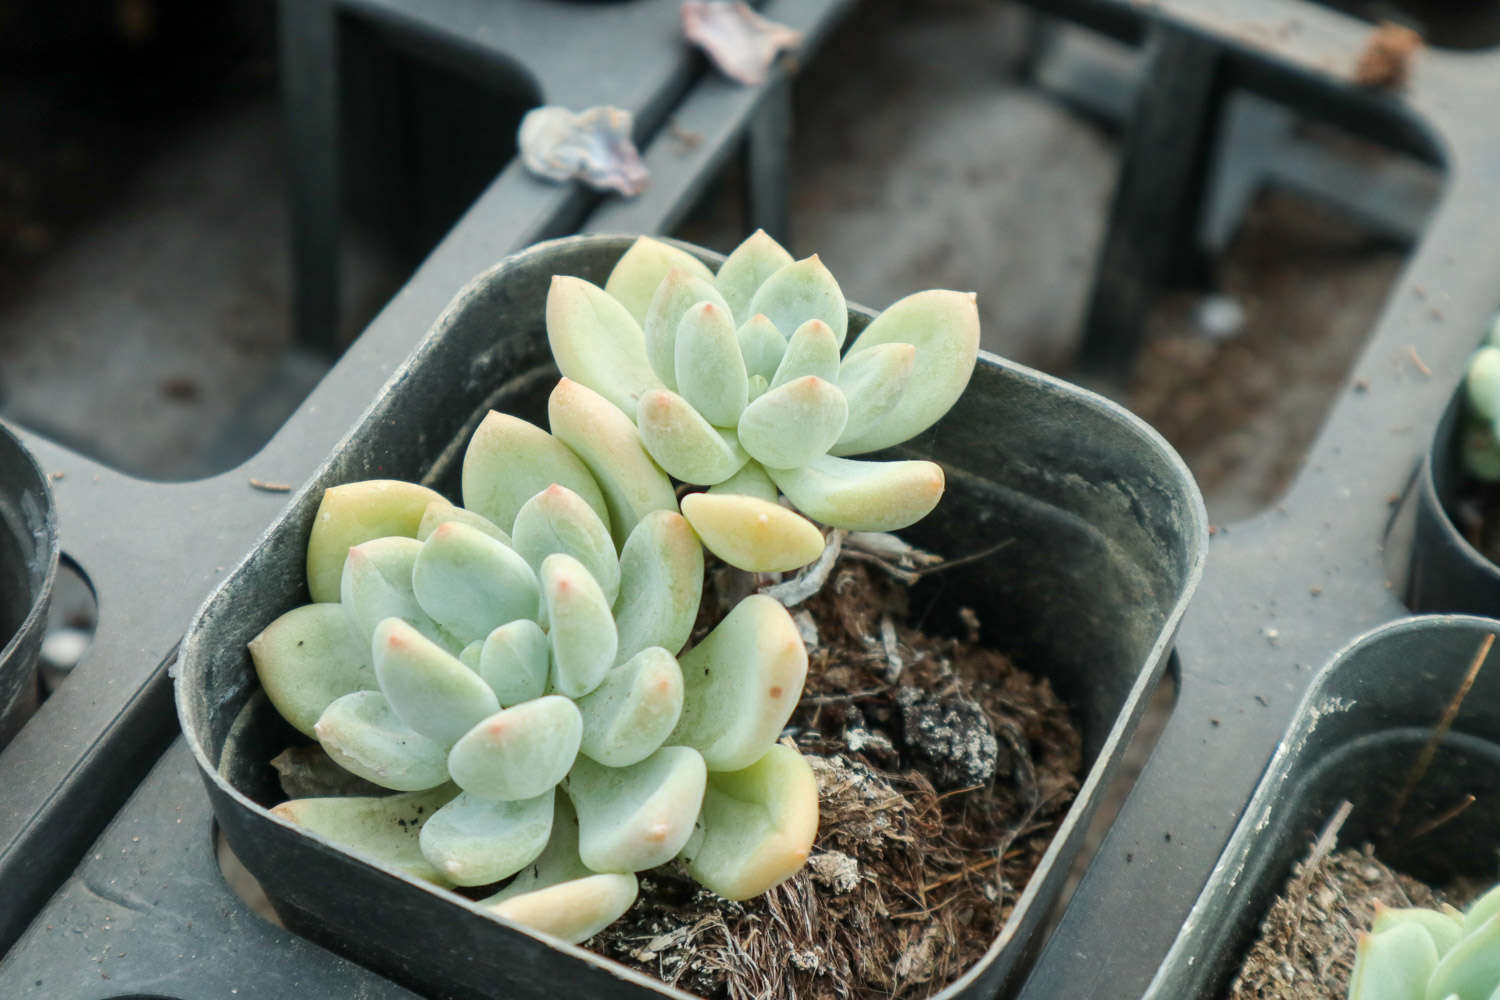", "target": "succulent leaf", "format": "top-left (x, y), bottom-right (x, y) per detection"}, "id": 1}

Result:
top-left (307, 480), bottom-right (448, 604)
top-left (542, 553), bottom-right (619, 698)
top-left (675, 300), bottom-right (749, 427)
top-left (1467, 885), bottom-right (1500, 934)
top-left (679, 743), bottom-right (819, 900)
top-left (737, 376), bottom-right (849, 470)
top-left (715, 229), bottom-right (795, 324)
top-left (417, 500), bottom-right (511, 546)
top-left (612, 510), bottom-right (704, 663)
top-left (636, 388), bottom-right (751, 486)
top-left (373, 617), bottom-right (500, 745)
top-left (250, 603), bottom-right (375, 738)
top-left (314, 690), bottom-right (452, 791)
top-left (483, 873), bottom-right (639, 945)
top-left (461, 411), bottom-right (609, 533)
top-left (836, 341), bottom-right (917, 447)
top-left (737, 314), bottom-right (788, 381)
top-left (447, 695), bottom-right (583, 801)
top-left (1468, 347), bottom-right (1500, 423)
top-left (547, 275), bottom-right (664, 415)
top-left (575, 647), bottom-right (685, 767)
top-left (771, 319), bottom-right (840, 389)
top-left (459, 640), bottom-right (483, 671)
top-left (511, 484), bottom-right (621, 605)
top-left (681, 492), bottom-right (824, 573)
top-left (769, 454), bottom-right (944, 532)
top-left (832, 289), bottom-right (981, 455)
top-left (549, 378), bottom-right (679, 546)
top-left (1426, 912), bottom-right (1500, 1000)
top-left (745, 255), bottom-right (848, 349)
top-left (644, 268), bottom-right (733, 391)
top-left (669, 595), bottom-right (807, 770)
top-left (1374, 905), bottom-right (1465, 957)
top-left (747, 373), bottom-right (770, 403)
top-left (479, 619), bottom-right (551, 707)
top-left (1348, 924), bottom-right (1438, 1000)
top-left (484, 791), bottom-right (590, 896)
top-left (412, 522), bottom-right (541, 645)
top-left (707, 461), bottom-right (779, 504)
top-left (342, 537), bottom-right (449, 650)
top-left (419, 789), bottom-right (554, 887)
top-left (1462, 422), bottom-right (1500, 482)
top-left (568, 746), bottom-right (707, 873)
top-left (272, 785), bottom-right (459, 886)
top-left (603, 235), bottom-right (716, 327)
